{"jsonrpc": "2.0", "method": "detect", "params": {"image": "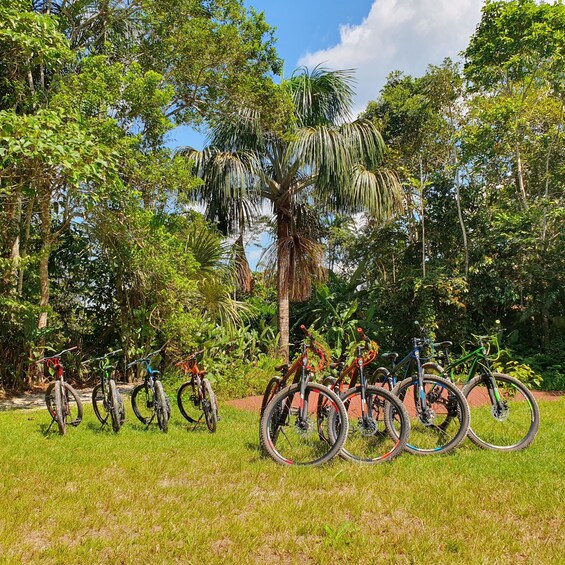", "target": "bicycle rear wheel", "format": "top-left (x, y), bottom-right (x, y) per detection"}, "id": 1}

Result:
top-left (177, 379), bottom-right (201, 424)
top-left (260, 377), bottom-right (281, 417)
top-left (53, 381), bottom-right (66, 435)
top-left (462, 372), bottom-right (540, 451)
top-left (131, 383), bottom-right (154, 425)
top-left (155, 381), bottom-right (169, 433)
top-left (63, 383), bottom-right (83, 428)
top-left (333, 385), bottom-right (410, 463)
top-left (388, 375), bottom-right (470, 455)
top-left (259, 383), bottom-right (348, 466)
